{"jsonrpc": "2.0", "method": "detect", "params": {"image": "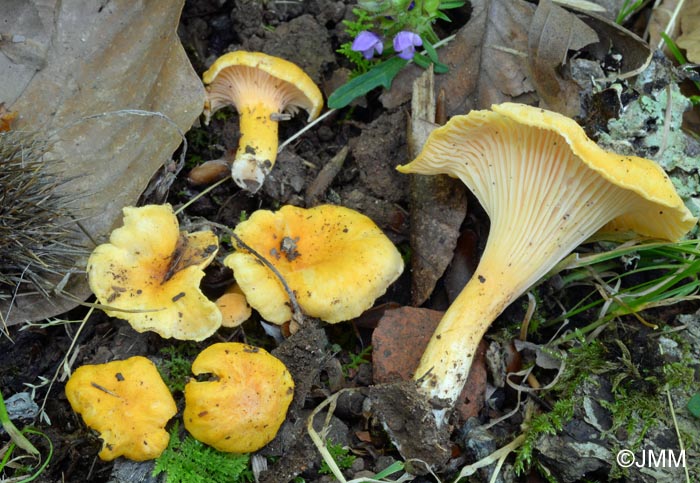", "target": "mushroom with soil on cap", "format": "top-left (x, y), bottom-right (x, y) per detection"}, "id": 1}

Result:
top-left (397, 102), bottom-right (697, 429)
top-left (200, 51), bottom-right (324, 193)
top-left (65, 356), bottom-right (177, 461)
top-left (223, 204), bottom-right (404, 326)
top-left (183, 342), bottom-right (294, 453)
top-left (87, 204), bottom-right (222, 341)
